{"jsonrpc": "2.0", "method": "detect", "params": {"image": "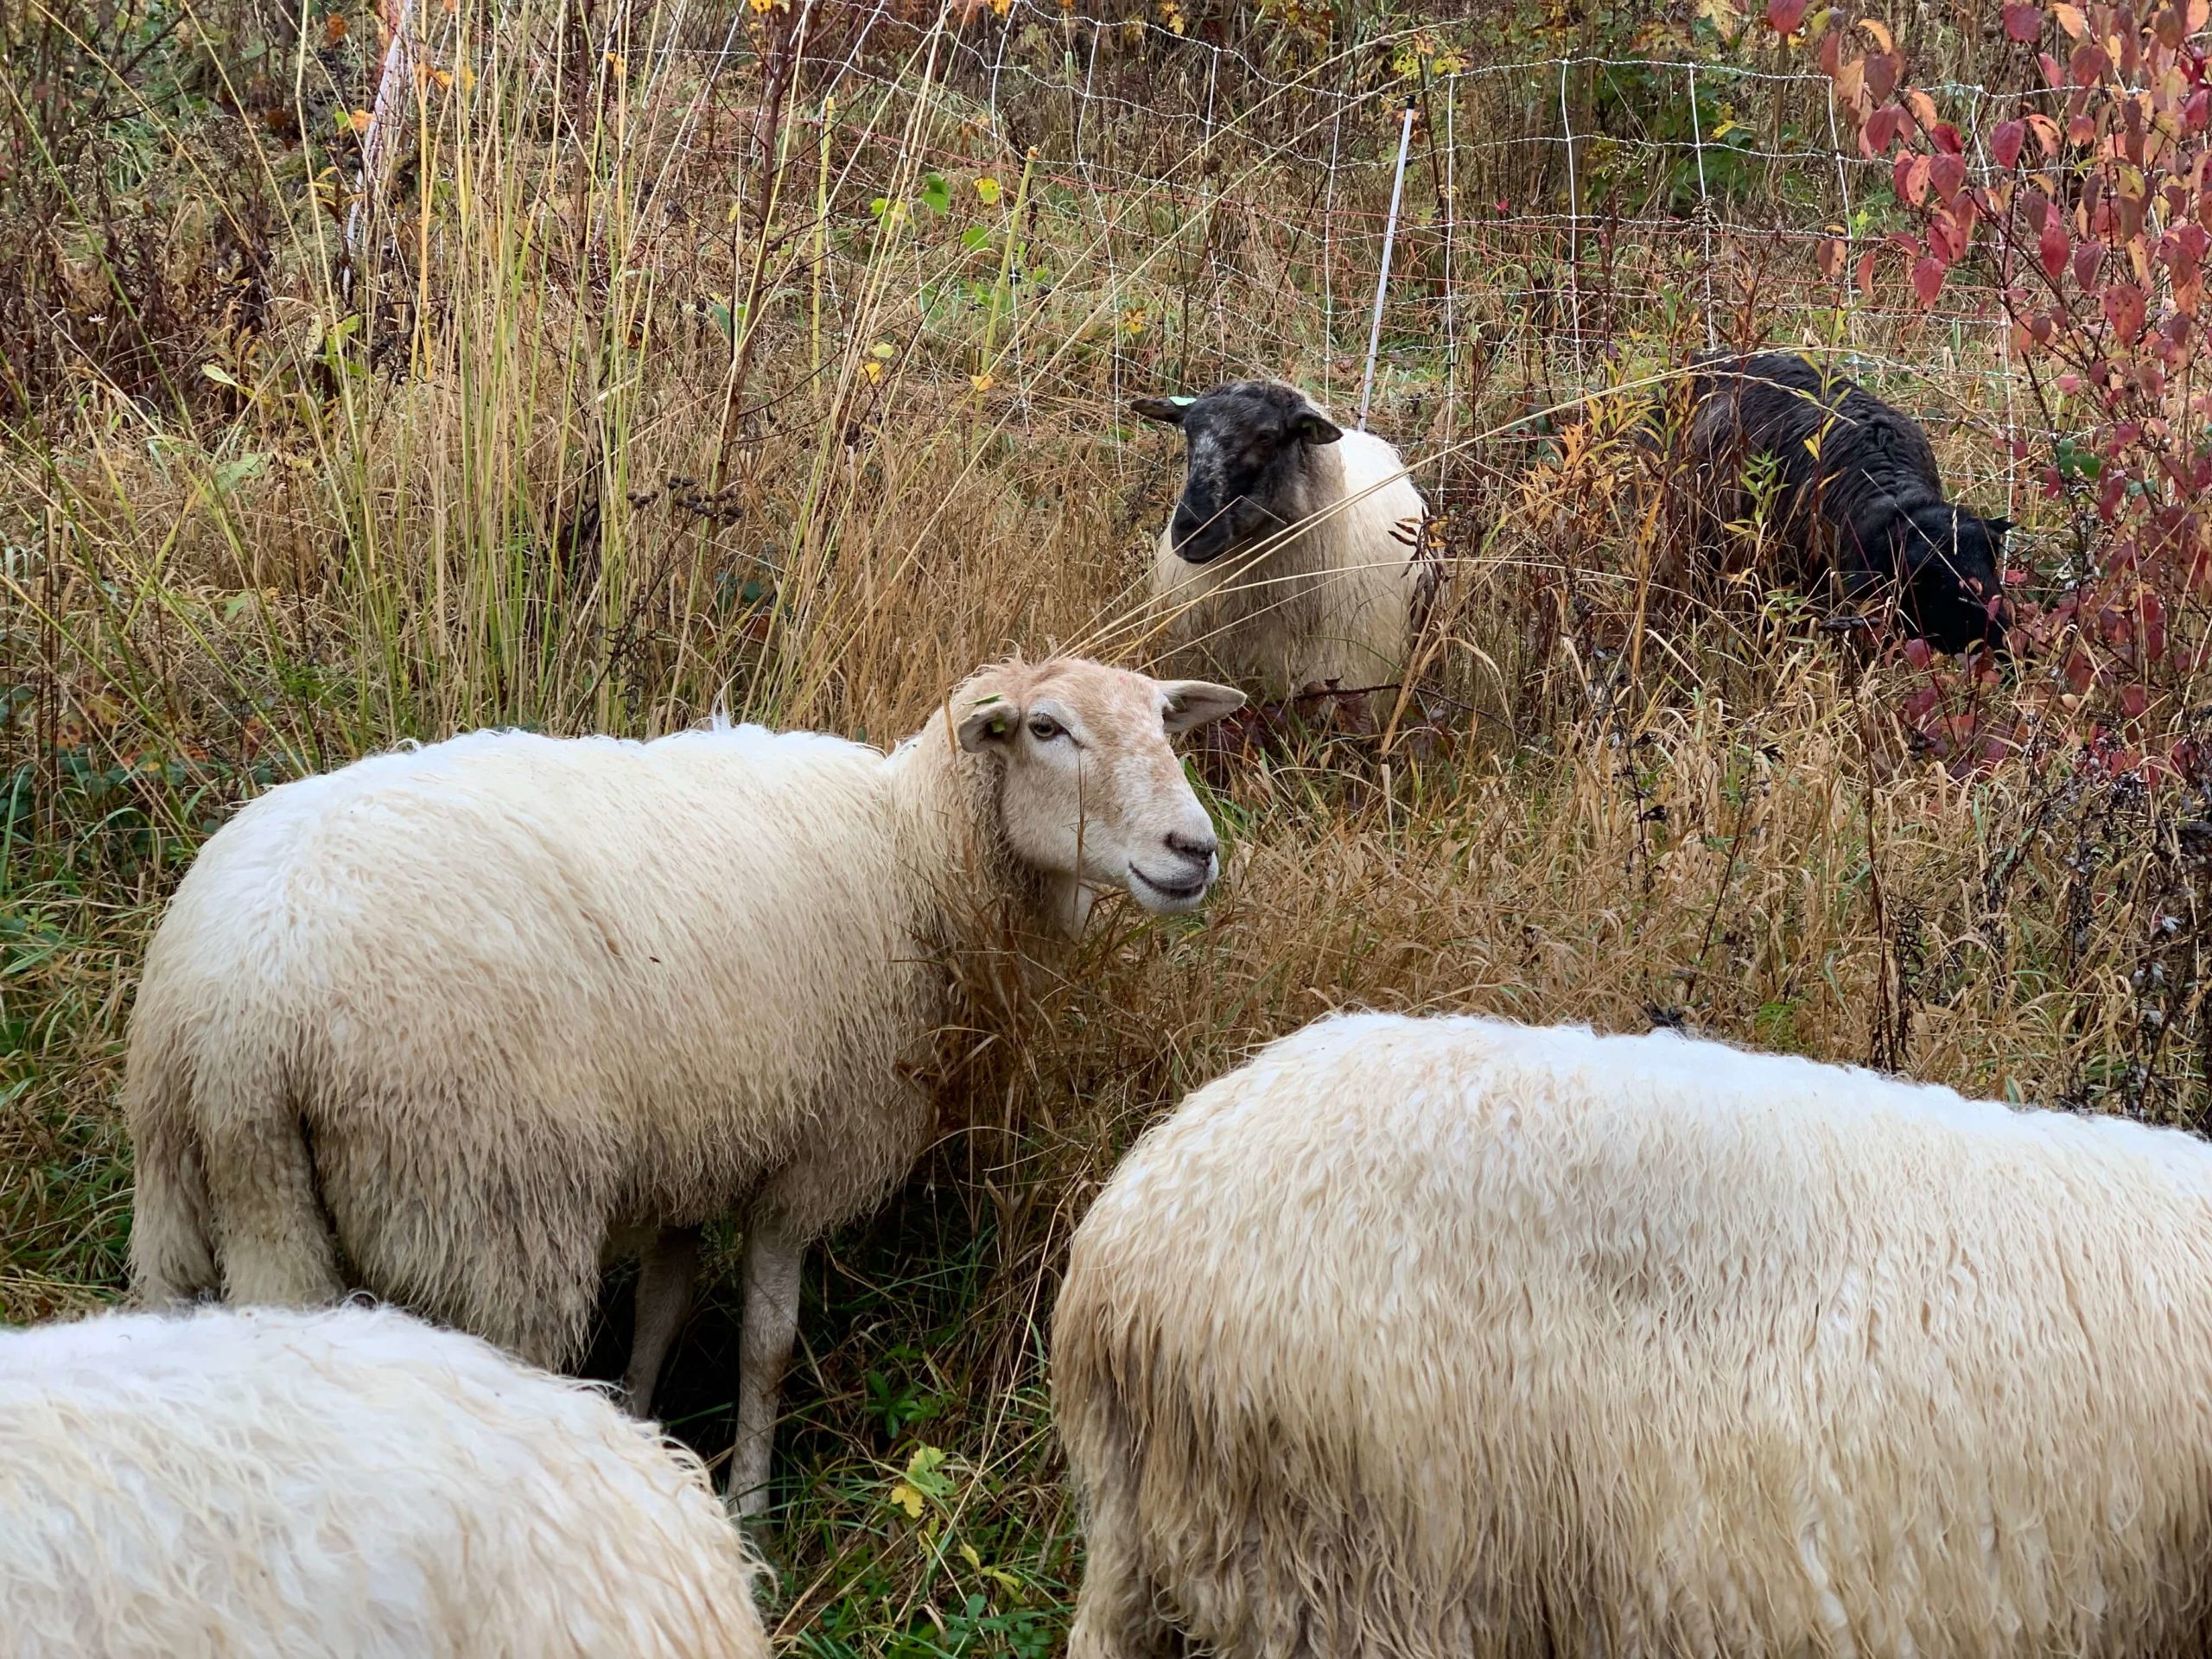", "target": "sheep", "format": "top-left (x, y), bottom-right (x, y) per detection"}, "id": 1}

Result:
top-left (1054, 1009), bottom-right (2212, 1658)
top-left (125, 655), bottom-right (1243, 1520)
top-left (0, 1301), bottom-right (766, 1658)
top-left (1134, 380), bottom-right (1430, 701)
top-left (1682, 350), bottom-right (2013, 654)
